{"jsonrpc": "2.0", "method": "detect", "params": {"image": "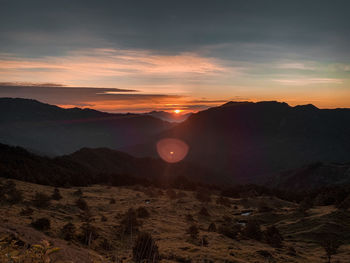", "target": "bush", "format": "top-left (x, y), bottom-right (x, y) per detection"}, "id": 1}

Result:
top-left (31, 218), bottom-right (50, 231)
top-left (208, 222), bottom-right (217, 232)
top-left (198, 207), bottom-right (210, 217)
top-left (20, 206), bottom-right (34, 216)
top-left (263, 225), bottom-right (283, 248)
top-left (75, 198), bottom-right (89, 211)
top-left (109, 197), bottom-right (116, 204)
top-left (99, 238), bottom-right (113, 251)
top-left (187, 225), bottom-right (199, 240)
top-left (61, 222), bottom-right (76, 241)
top-left (200, 236), bottom-right (209, 247)
top-left (32, 192), bottom-right (51, 208)
top-left (196, 188), bottom-right (211, 203)
top-left (219, 224), bottom-right (241, 240)
top-left (120, 208), bottom-right (140, 235)
top-left (51, 188), bottom-right (62, 200)
top-left (137, 207), bottom-right (150, 218)
top-left (101, 214), bottom-right (108, 222)
top-left (2, 181), bottom-right (23, 204)
top-left (186, 214), bottom-right (194, 222)
top-left (73, 189), bottom-right (83, 197)
top-left (243, 220), bottom-right (262, 241)
top-left (132, 232), bottom-right (160, 263)
top-left (80, 222), bottom-right (98, 246)
top-left (166, 189), bottom-right (177, 199)
top-left (321, 236), bottom-right (341, 263)
top-left (216, 196), bottom-right (231, 207)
